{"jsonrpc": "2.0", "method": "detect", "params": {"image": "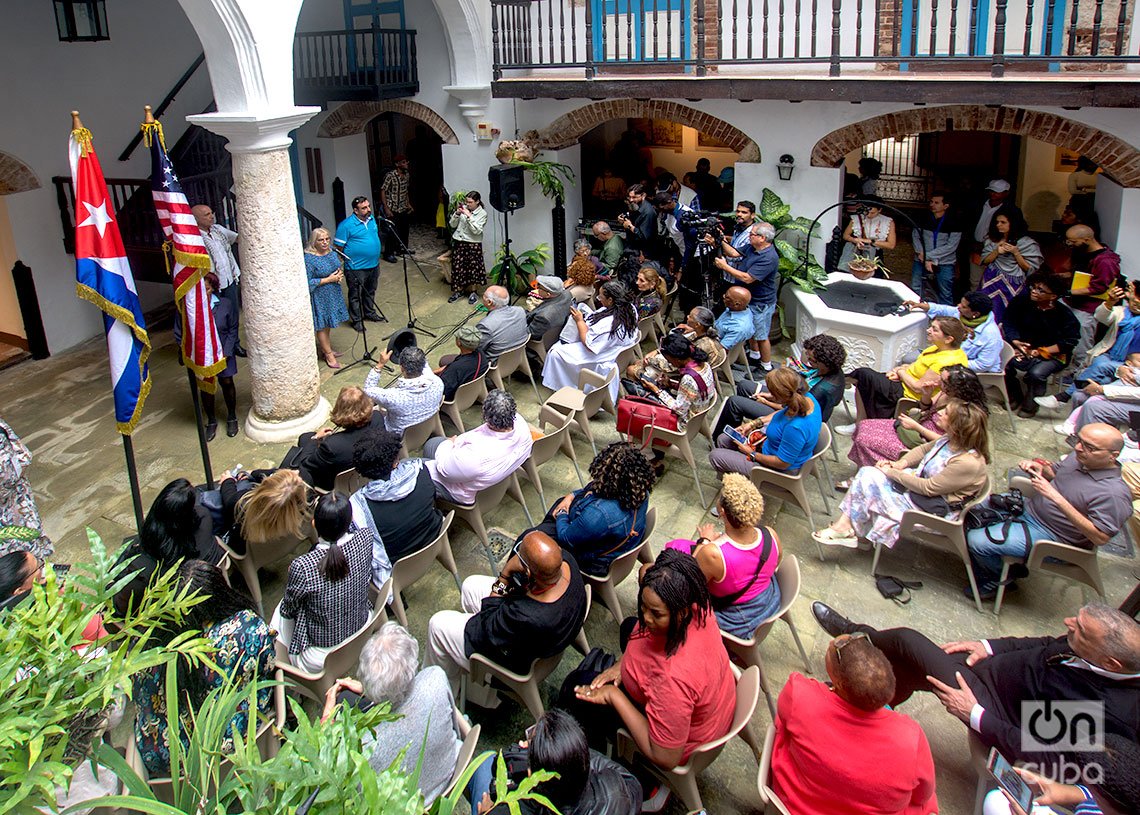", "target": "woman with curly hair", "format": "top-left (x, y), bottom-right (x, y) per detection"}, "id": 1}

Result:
top-left (840, 365), bottom-right (989, 487)
top-left (672, 473), bottom-right (782, 637)
top-left (572, 548), bottom-right (735, 779)
top-left (515, 441), bottom-right (655, 577)
top-left (564, 238), bottom-right (601, 302)
top-left (543, 280), bottom-right (639, 402)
